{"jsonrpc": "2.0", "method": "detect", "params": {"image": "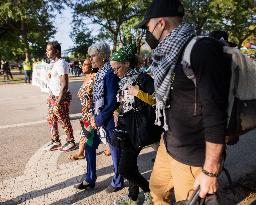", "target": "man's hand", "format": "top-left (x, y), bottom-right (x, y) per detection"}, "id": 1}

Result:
top-left (194, 172), bottom-right (218, 198)
top-left (194, 141), bottom-right (223, 198)
top-left (127, 85), bottom-right (139, 96)
top-left (113, 111), bottom-right (119, 127)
